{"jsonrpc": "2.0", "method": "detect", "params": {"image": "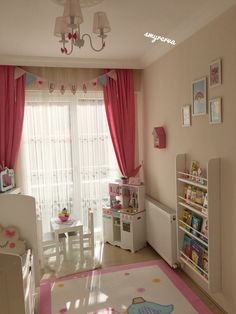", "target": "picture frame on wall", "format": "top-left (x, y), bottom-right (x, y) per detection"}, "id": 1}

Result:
top-left (182, 105), bottom-right (191, 127)
top-left (192, 77), bottom-right (207, 116)
top-left (209, 97), bottom-right (222, 124)
top-left (209, 58), bottom-right (222, 87)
